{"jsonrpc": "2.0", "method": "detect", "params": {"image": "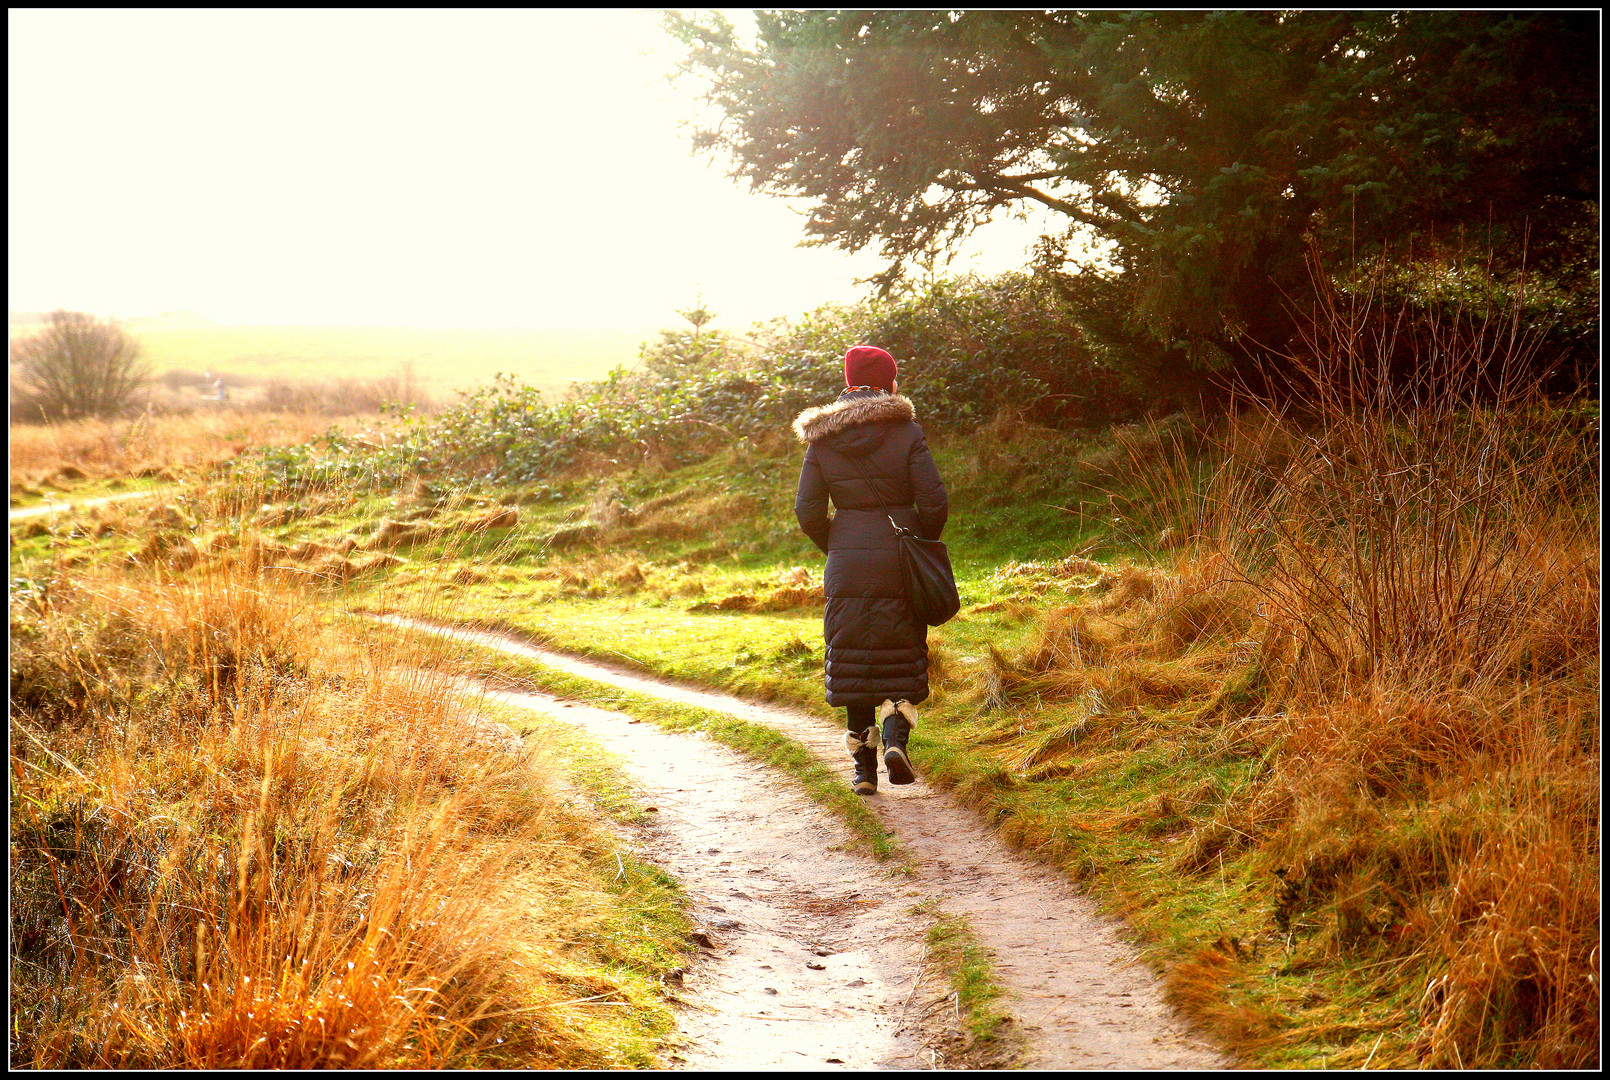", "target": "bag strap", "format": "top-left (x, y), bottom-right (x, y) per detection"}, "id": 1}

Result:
top-left (843, 453), bottom-right (907, 536)
top-left (845, 451), bottom-right (904, 507)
